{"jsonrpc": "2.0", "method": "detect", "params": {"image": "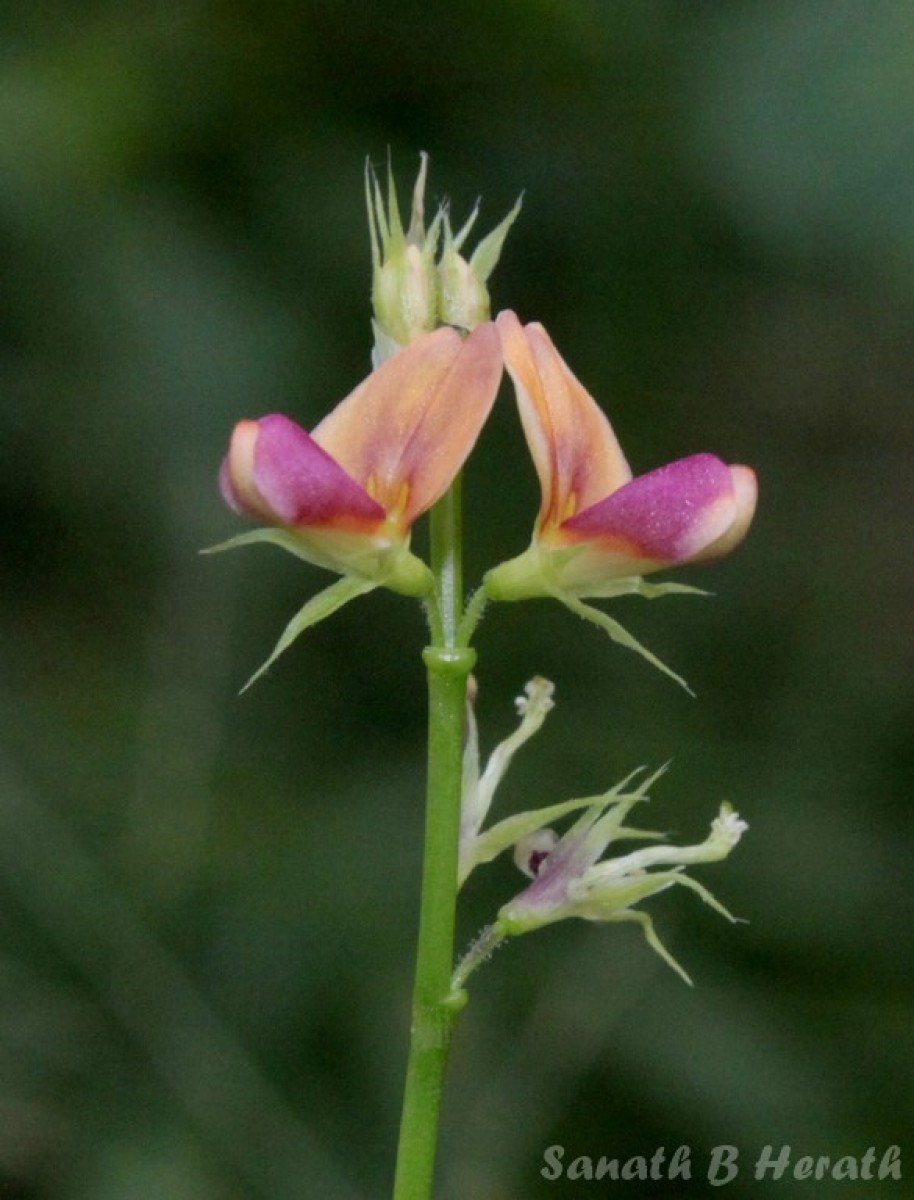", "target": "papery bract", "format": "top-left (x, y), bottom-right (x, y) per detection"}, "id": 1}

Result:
top-left (459, 676), bottom-right (561, 887)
